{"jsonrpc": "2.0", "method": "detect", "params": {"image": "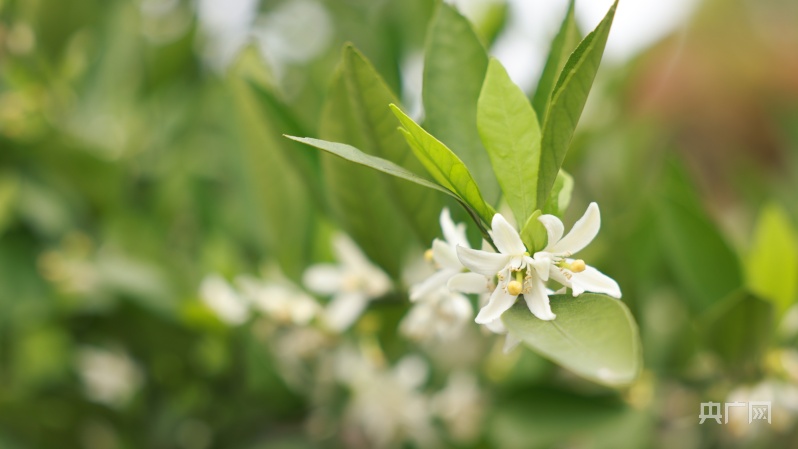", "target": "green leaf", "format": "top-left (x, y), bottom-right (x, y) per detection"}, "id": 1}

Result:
top-left (229, 47), bottom-right (315, 279)
top-left (318, 70), bottom-right (412, 278)
top-left (542, 170), bottom-right (574, 217)
top-left (537, 0), bottom-right (617, 207)
top-left (520, 210), bottom-right (547, 253)
top-left (341, 45), bottom-right (441, 244)
top-left (477, 58), bottom-right (541, 225)
top-left (502, 294), bottom-right (641, 387)
top-left (390, 104), bottom-right (496, 225)
top-left (423, 2), bottom-right (501, 206)
top-left (532, 0), bottom-right (581, 119)
top-left (746, 204), bottom-right (798, 316)
top-left (703, 290), bottom-right (774, 376)
top-left (657, 162), bottom-right (742, 312)
top-left (286, 136), bottom-right (494, 242)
